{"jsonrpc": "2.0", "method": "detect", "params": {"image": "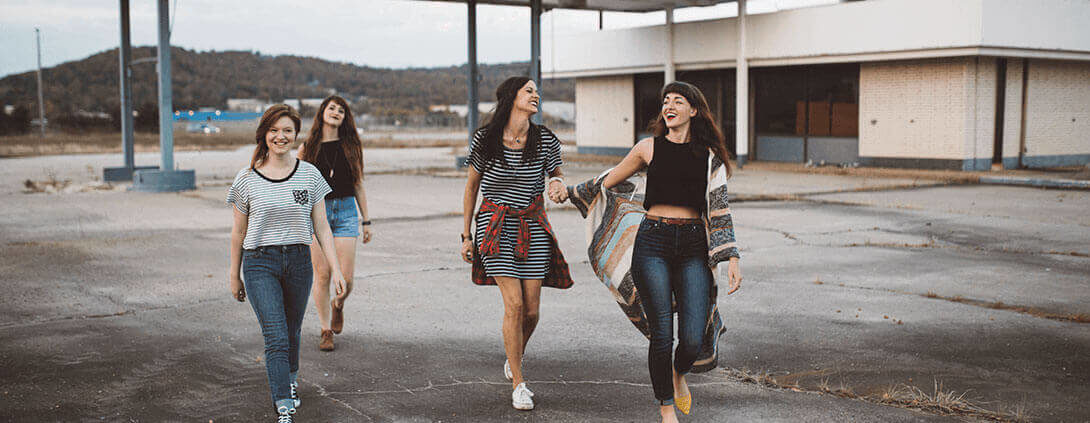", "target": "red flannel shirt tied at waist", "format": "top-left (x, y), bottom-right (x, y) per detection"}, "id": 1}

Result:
top-left (472, 194), bottom-right (573, 289)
